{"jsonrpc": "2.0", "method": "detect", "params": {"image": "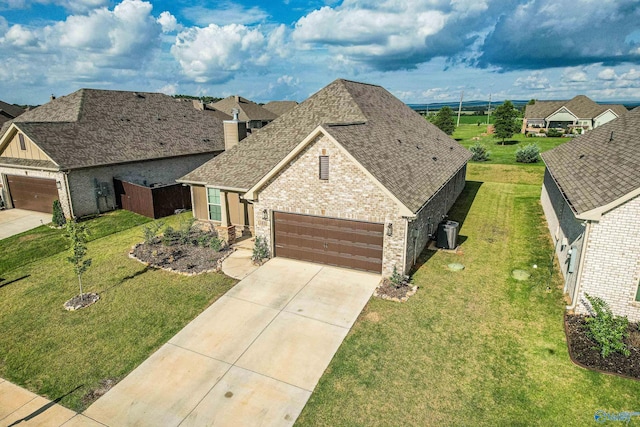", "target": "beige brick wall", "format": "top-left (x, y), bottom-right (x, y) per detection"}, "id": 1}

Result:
top-left (575, 195), bottom-right (640, 321)
top-left (68, 153), bottom-right (216, 217)
top-left (253, 134), bottom-right (406, 276)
